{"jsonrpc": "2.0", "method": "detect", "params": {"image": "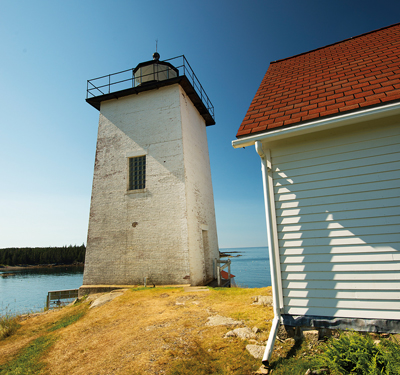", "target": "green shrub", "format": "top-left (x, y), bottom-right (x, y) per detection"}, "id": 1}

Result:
top-left (314, 331), bottom-right (400, 375)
